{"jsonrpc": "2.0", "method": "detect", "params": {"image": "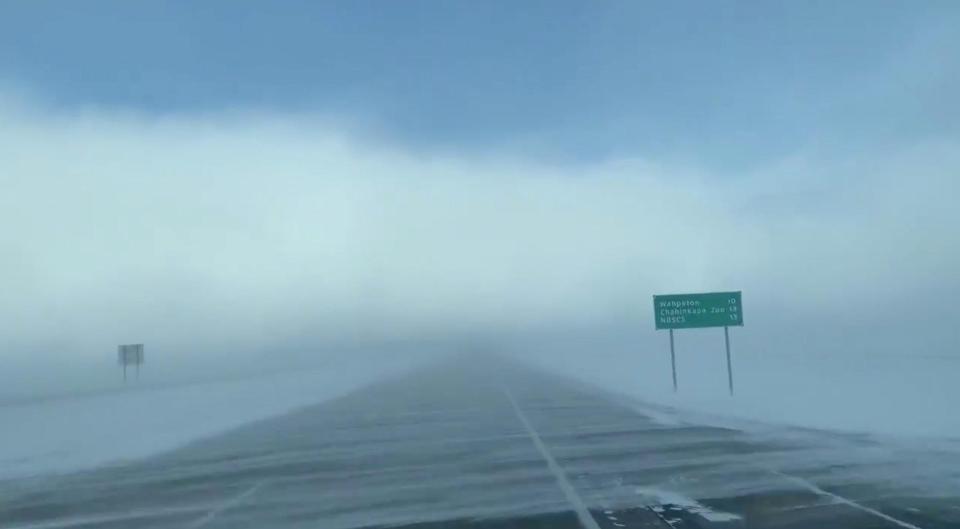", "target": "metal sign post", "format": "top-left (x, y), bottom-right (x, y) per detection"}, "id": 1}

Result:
top-left (118, 344), bottom-right (145, 382)
top-left (653, 291), bottom-right (743, 396)
top-left (669, 329), bottom-right (677, 392)
top-left (724, 326), bottom-right (733, 396)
